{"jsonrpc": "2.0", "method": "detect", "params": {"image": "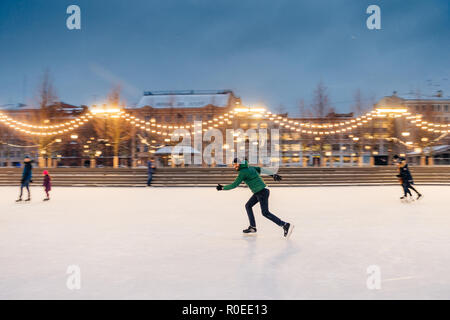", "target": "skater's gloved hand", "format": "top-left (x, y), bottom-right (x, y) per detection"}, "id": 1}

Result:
top-left (20, 179), bottom-right (24, 184)
top-left (216, 184), bottom-right (223, 191)
top-left (271, 174), bottom-right (282, 181)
